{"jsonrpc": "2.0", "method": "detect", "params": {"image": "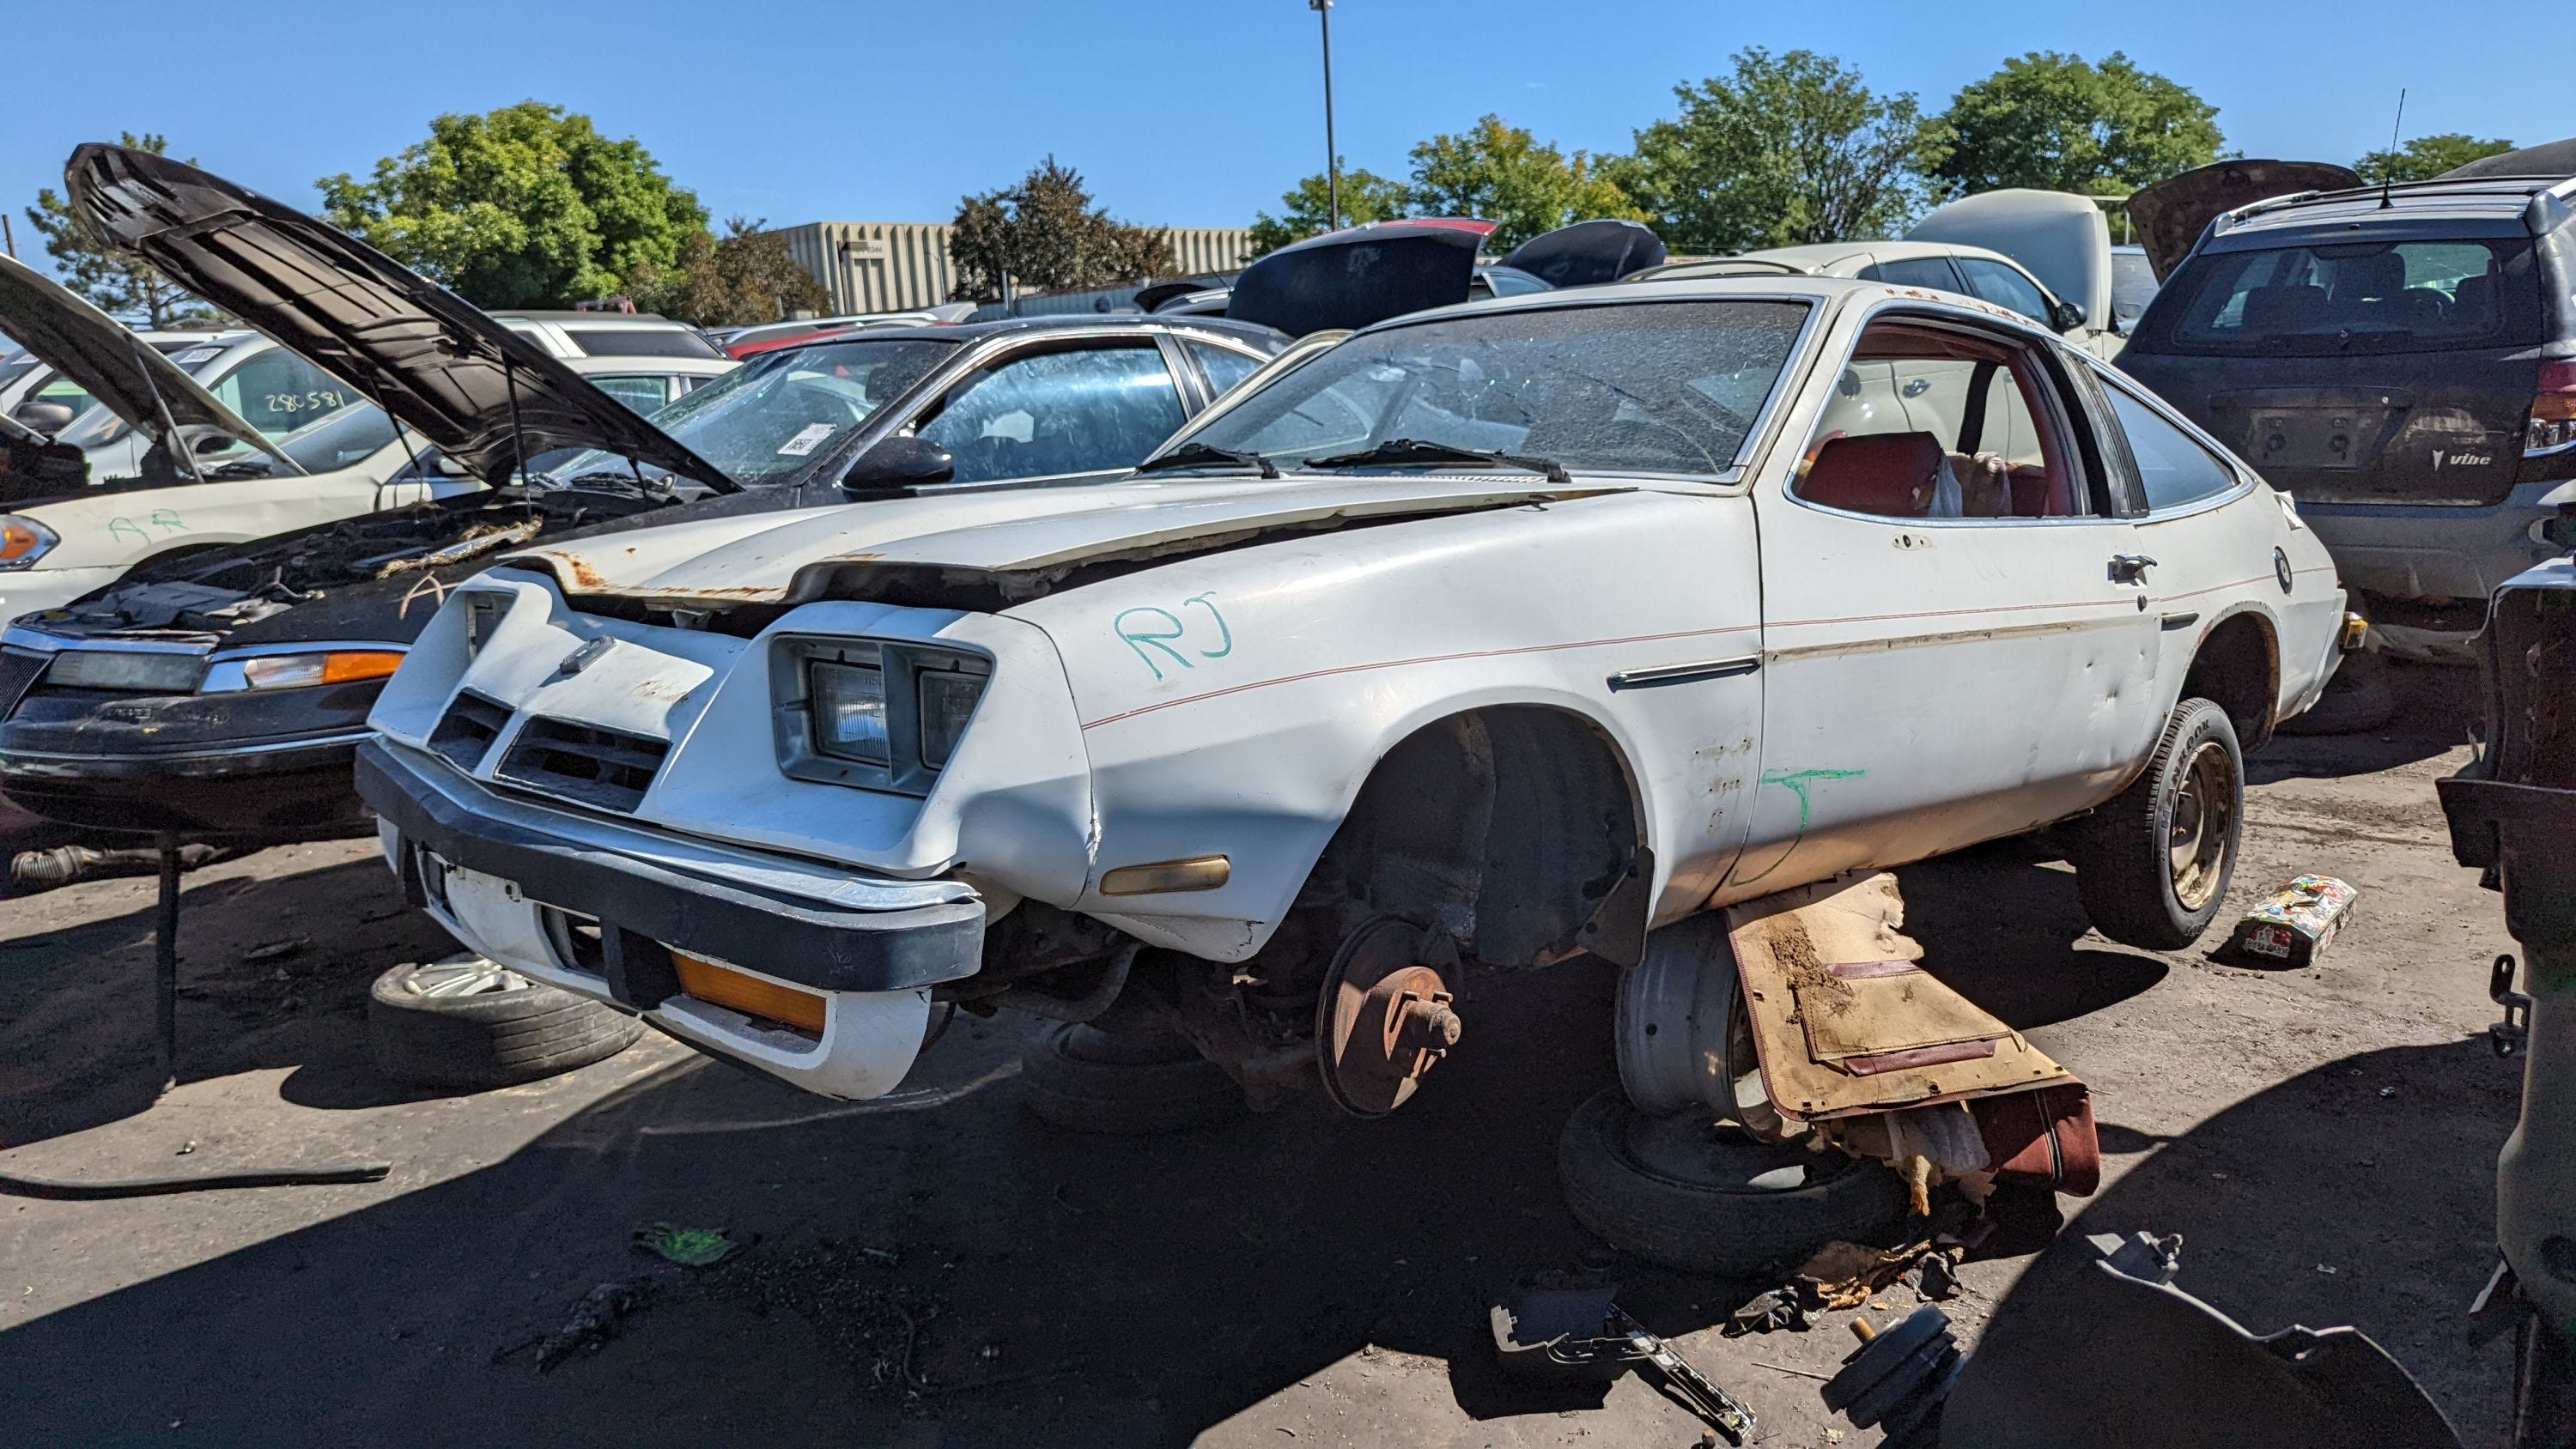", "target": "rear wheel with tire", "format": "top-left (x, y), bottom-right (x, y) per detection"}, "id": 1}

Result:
top-left (1018, 1022), bottom-right (1249, 1135)
top-left (368, 955), bottom-right (642, 1090)
top-left (2069, 696), bottom-right (2244, 951)
top-left (1558, 1088), bottom-right (1911, 1276)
